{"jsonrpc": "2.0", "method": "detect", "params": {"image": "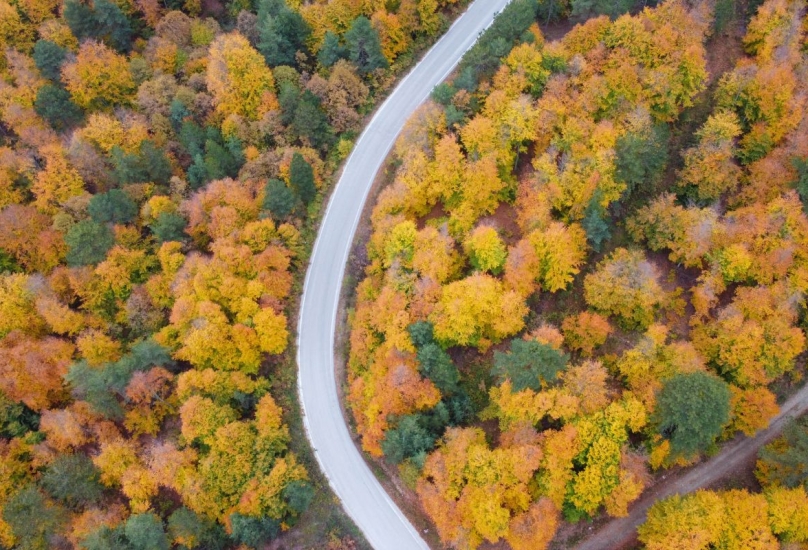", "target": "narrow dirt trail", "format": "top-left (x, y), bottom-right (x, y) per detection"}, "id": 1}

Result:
top-left (570, 382), bottom-right (808, 550)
